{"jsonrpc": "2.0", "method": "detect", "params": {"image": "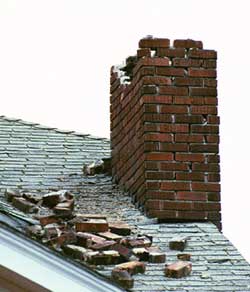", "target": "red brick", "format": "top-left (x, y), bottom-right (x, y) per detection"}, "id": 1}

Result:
top-left (141, 95), bottom-right (172, 104)
top-left (137, 48), bottom-right (151, 58)
top-left (193, 202), bottom-right (221, 211)
top-left (174, 77), bottom-right (203, 86)
top-left (145, 152), bottom-right (174, 161)
top-left (147, 209), bottom-right (177, 219)
top-left (159, 86), bottom-right (188, 96)
top-left (192, 163), bottom-right (220, 172)
top-left (98, 231), bottom-right (122, 242)
top-left (173, 58), bottom-right (202, 67)
top-left (159, 124), bottom-right (189, 133)
top-left (175, 115), bottom-right (204, 124)
top-left (143, 113), bottom-right (172, 123)
top-left (12, 197), bottom-right (38, 214)
top-left (203, 59), bottom-right (217, 68)
top-left (169, 236), bottom-right (187, 251)
top-left (165, 261), bottom-right (192, 278)
top-left (140, 66), bottom-right (155, 76)
top-left (73, 218), bottom-right (109, 233)
top-left (177, 211), bottom-right (207, 220)
top-left (173, 96), bottom-right (192, 105)
top-left (175, 134), bottom-right (204, 143)
top-left (141, 85), bottom-right (157, 95)
top-left (145, 171), bottom-right (174, 180)
top-left (207, 154), bottom-right (220, 163)
top-left (191, 105), bottom-right (217, 115)
top-left (160, 143), bottom-right (188, 152)
top-left (156, 67), bottom-right (185, 76)
top-left (208, 192), bottom-right (221, 201)
top-left (191, 125), bottom-right (219, 134)
top-left (160, 162), bottom-right (189, 171)
top-left (174, 39), bottom-right (203, 49)
top-left (189, 87), bottom-right (217, 96)
top-left (177, 253), bottom-right (191, 261)
top-left (190, 144), bottom-right (219, 153)
top-left (116, 261), bottom-right (146, 275)
top-left (176, 191), bottom-right (207, 201)
top-left (142, 76), bottom-right (171, 86)
top-left (206, 135), bottom-right (219, 143)
top-left (175, 153), bottom-right (205, 162)
top-left (192, 182), bottom-right (220, 192)
top-left (157, 48), bottom-right (185, 57)
top-left (161, 105), bottom-right (188, 114)
top-left (145, 190), bottom-right (176, 200)
top-left (148, 249), bottom-right (166, 263)
top-left (145, 161), bottom-right (159, 170)
top-left (188, 49), bottom-right (217, 59)
top-left (109, 222), bottom-right (131, 235)
top-left (137, 57), bottom-right (170, 67)
top-left (204, 79), bottom-right (217, 87)
top-left (113, 243), bottom-right (133, 260)
top-left (144, 104), bottom-right (158, 113)
top-left (161, 182), bottom-right (190, 191)
top-left (208, 173), bottom-right (220, 182)
top-left (188, 68), bottom-right (216, 78)
top-left (76, 232), bottom-right (105, 247)
top-left (176, 172), bottom-right (204, 181)
top-left (39, 215), bottom-right (60, 227)
top-left (139, 38), bottom-right (170, 48)
top-left (91, 240), bottom-right (116, 251)
top-left (144, 133), bottom-right (173, 142)
top-left (207, 116), bottom-right (220, 124)
top-left (112, 268), bottom-right (134, 289)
